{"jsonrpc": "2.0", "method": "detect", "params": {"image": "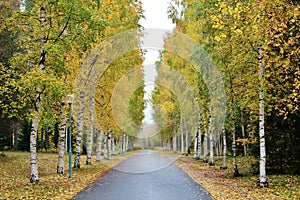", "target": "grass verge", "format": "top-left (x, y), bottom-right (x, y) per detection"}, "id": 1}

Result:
top-left (0, 151), bottom-right (134, 199)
